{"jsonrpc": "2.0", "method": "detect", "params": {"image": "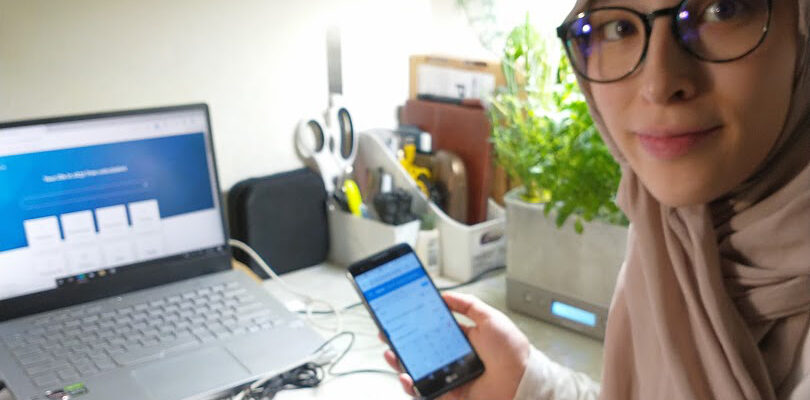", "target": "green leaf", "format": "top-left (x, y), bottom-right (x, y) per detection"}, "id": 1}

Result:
top-left (489, 19), bottom-right (627, 234)
top-left (574, 219), bottom-right (584, 234)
